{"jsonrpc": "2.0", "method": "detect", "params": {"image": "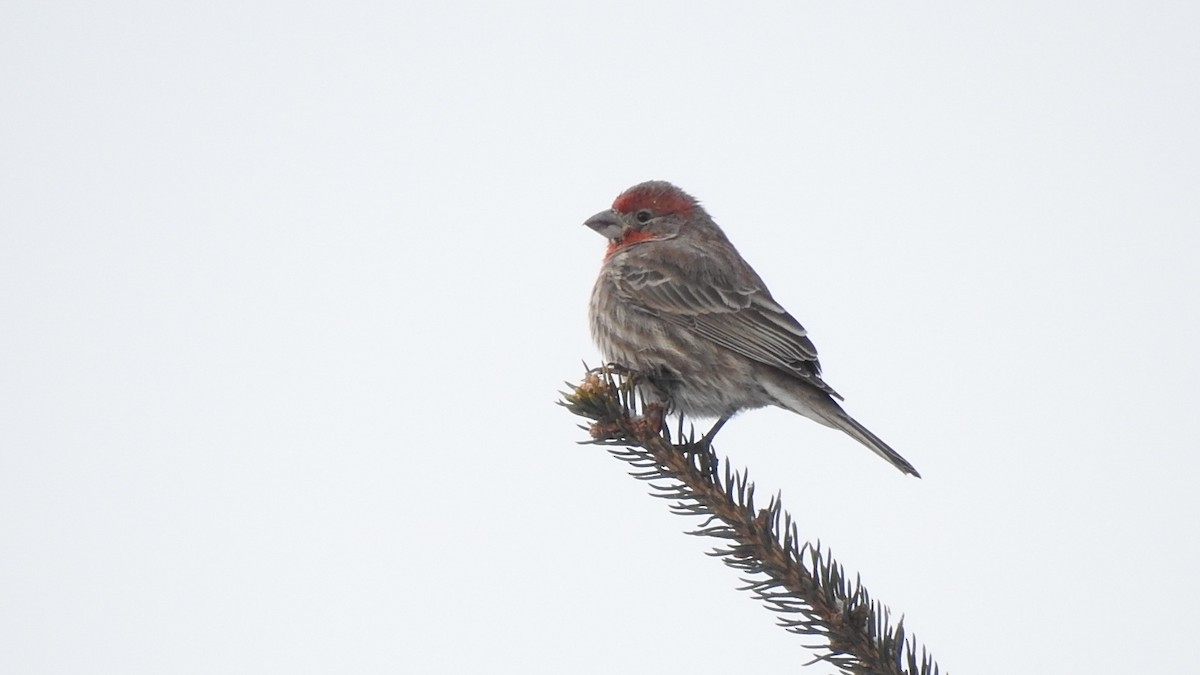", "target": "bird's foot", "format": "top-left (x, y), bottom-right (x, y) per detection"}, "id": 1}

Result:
top-left (697, 415), bottom-right (731, 449)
